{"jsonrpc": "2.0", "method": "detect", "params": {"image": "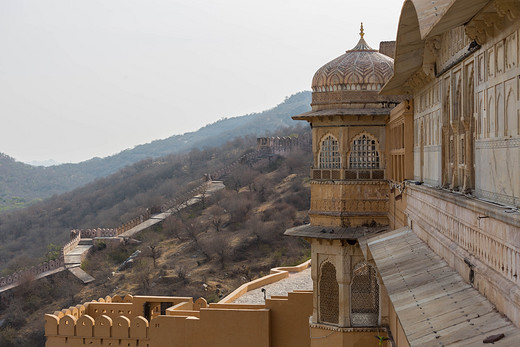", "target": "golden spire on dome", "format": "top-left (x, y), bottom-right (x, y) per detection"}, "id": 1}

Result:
top-left (349, 22), bottom-right (375, 51)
